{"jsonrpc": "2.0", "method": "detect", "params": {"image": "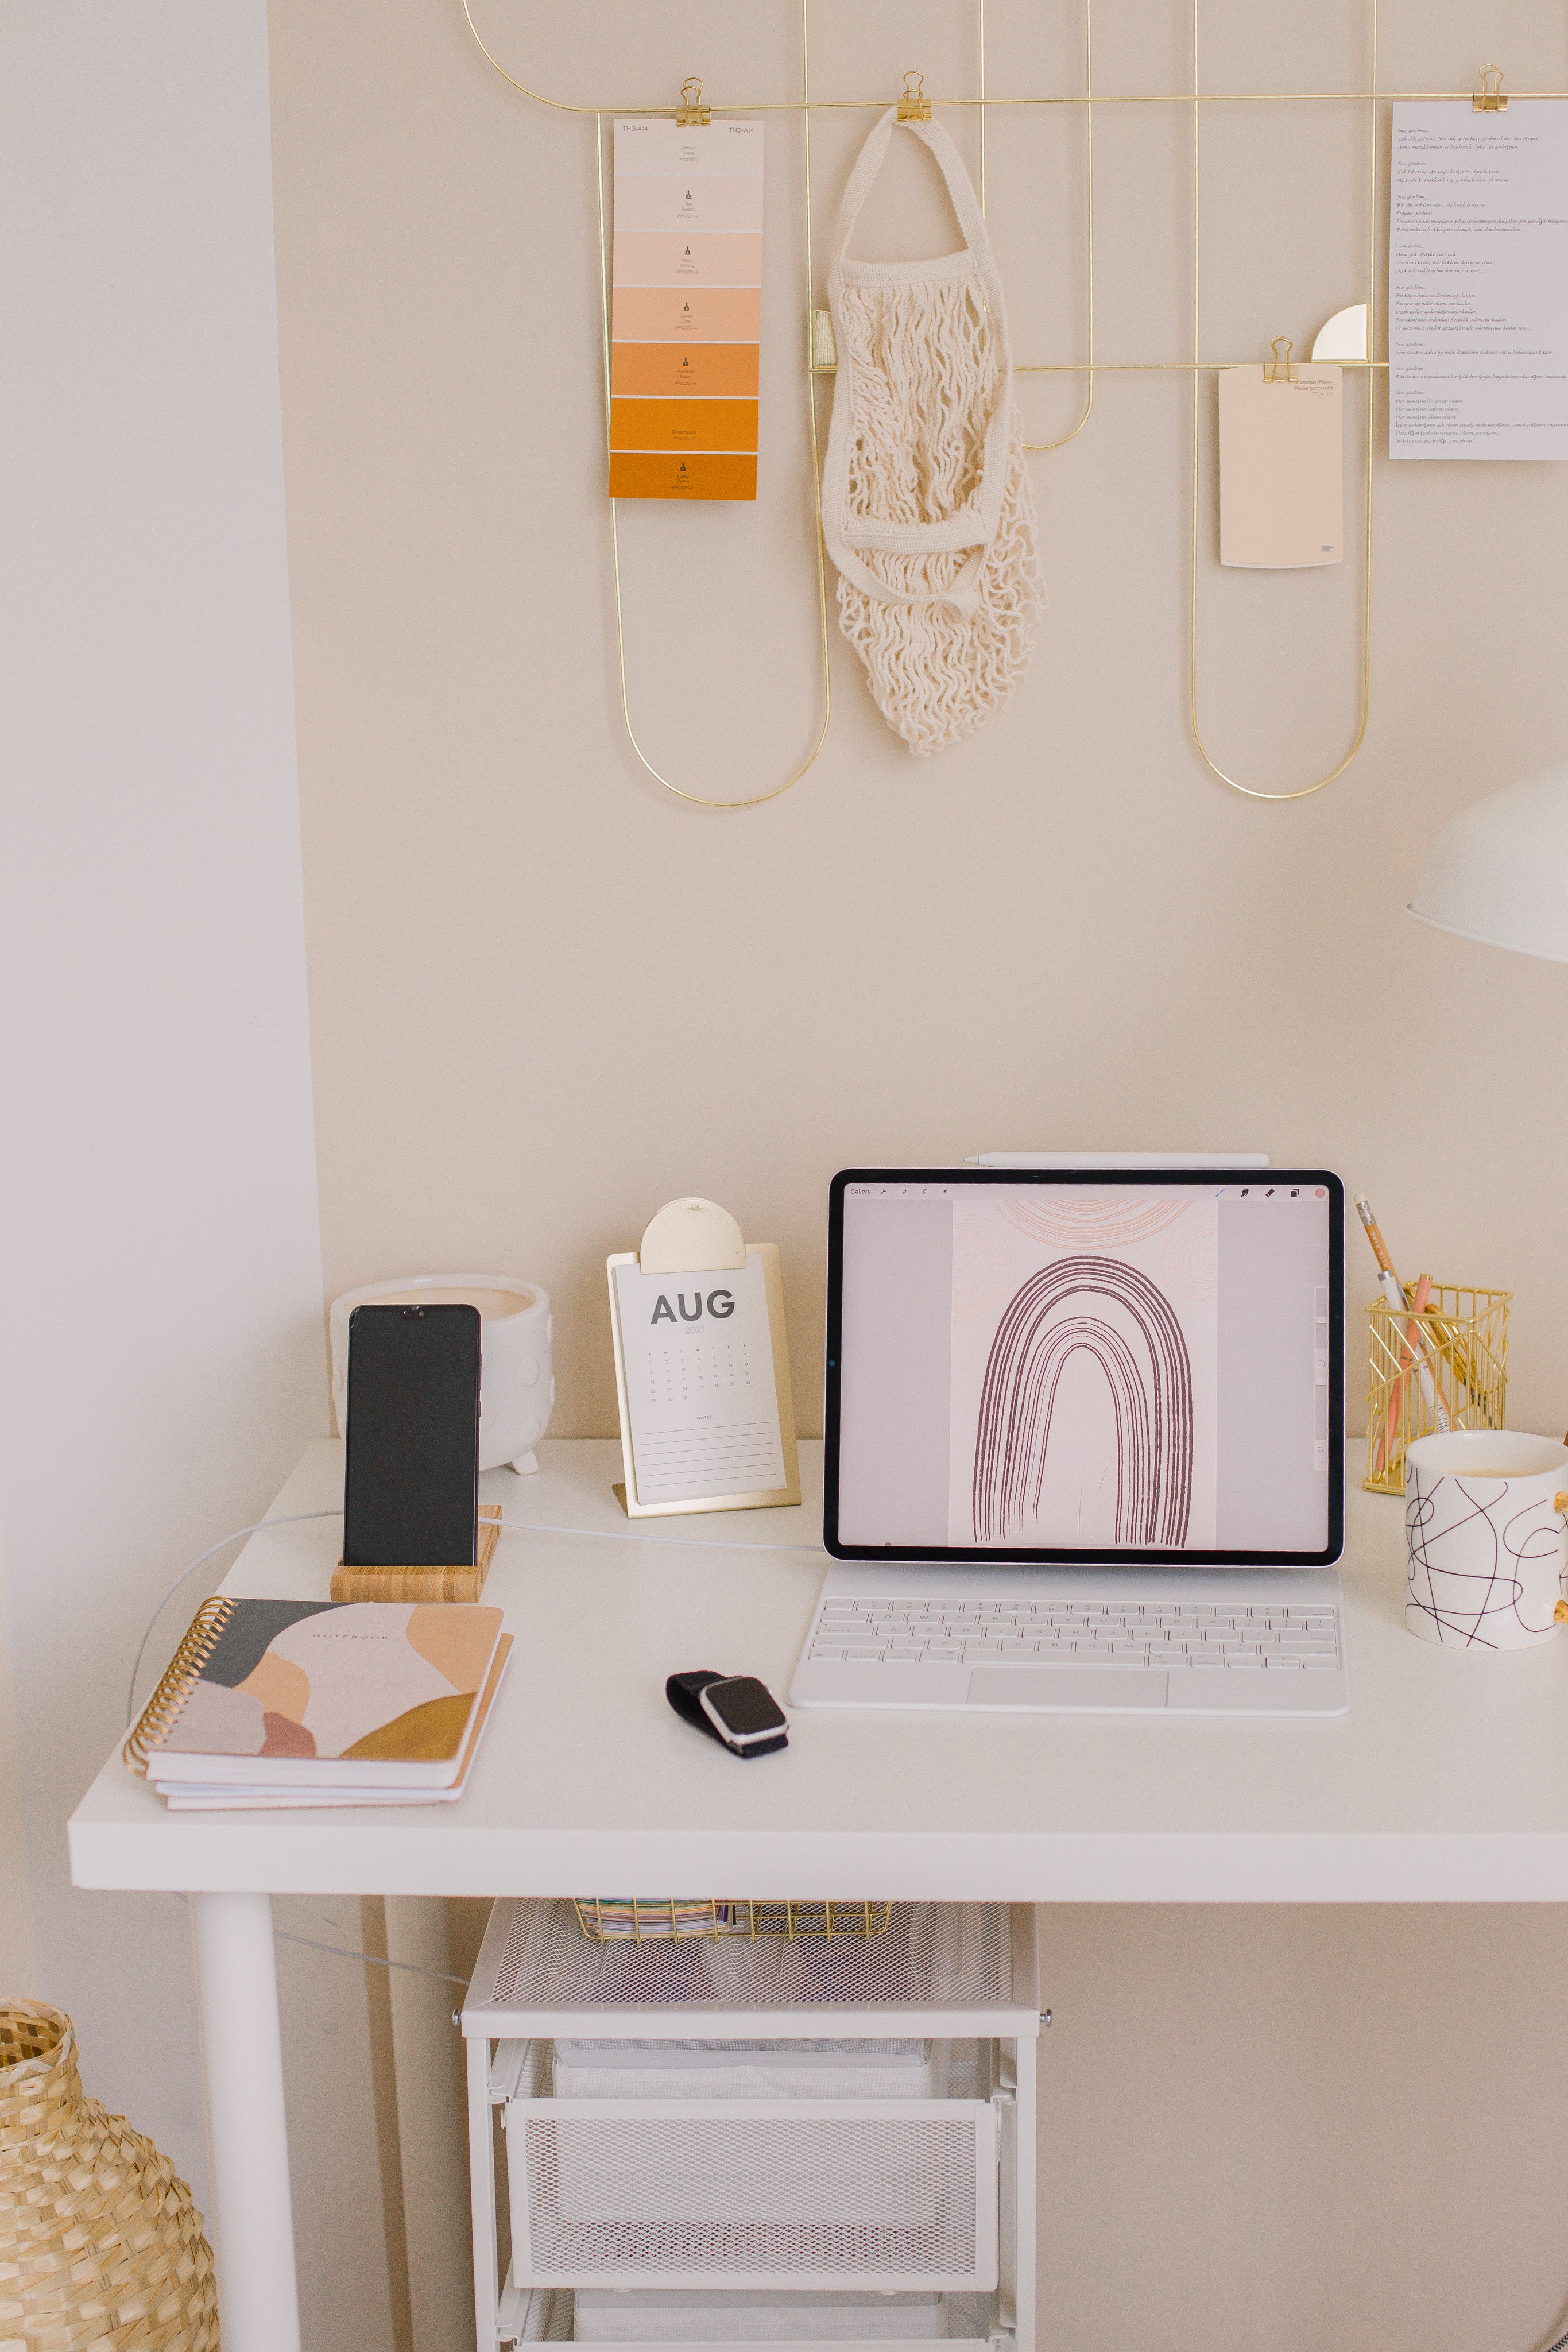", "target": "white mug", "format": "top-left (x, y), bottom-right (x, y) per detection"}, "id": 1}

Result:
top-left (1404, 1430), bottom-right (1568, 1649)
top-left (329, 1274), bottom-right (554, 1474)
